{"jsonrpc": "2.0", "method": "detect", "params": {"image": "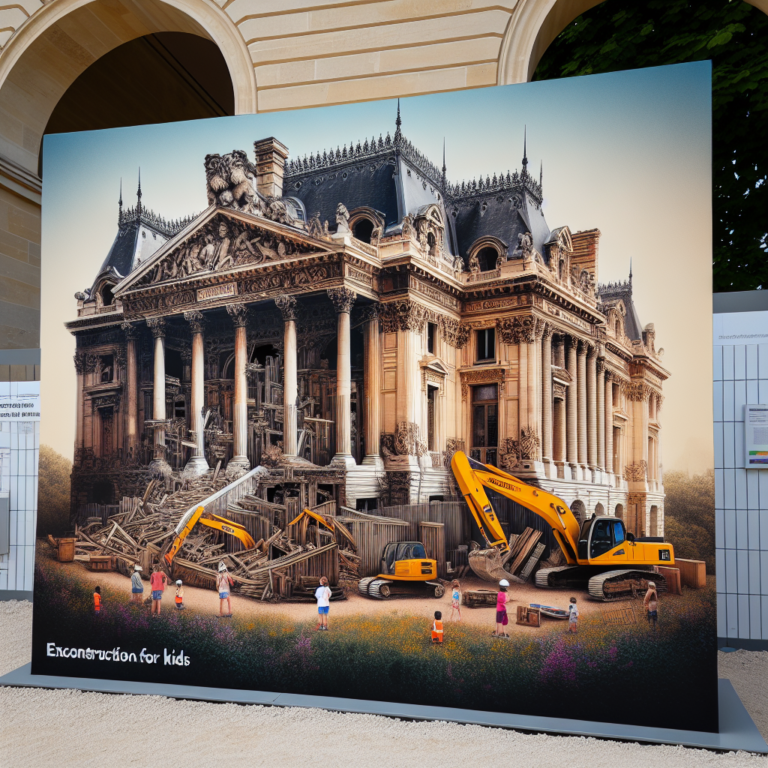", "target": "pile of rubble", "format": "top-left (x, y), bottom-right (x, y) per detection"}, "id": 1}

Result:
top-left (60, 469), bottom-right (357, 603)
